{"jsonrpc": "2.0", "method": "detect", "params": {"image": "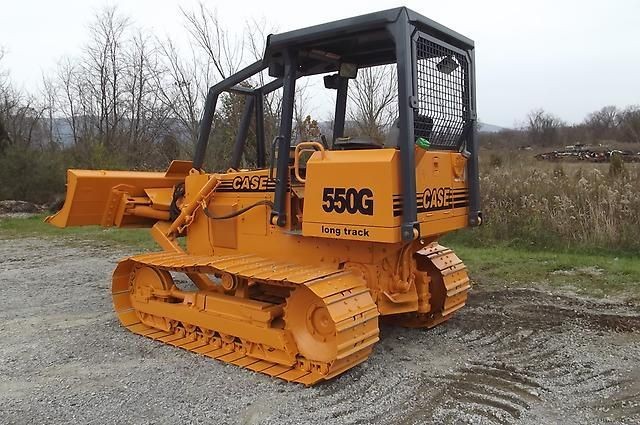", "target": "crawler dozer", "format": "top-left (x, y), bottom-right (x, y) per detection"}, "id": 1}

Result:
top-left (47, 7), bottom-right (481, 385)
